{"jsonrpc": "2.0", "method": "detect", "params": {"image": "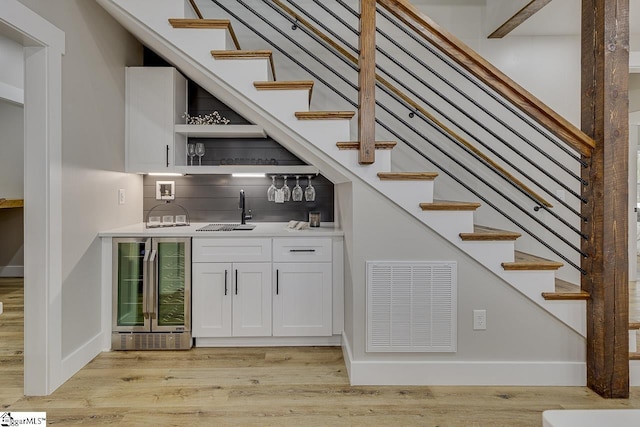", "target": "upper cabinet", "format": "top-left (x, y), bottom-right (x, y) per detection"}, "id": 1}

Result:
top-left (126, 67), bottom-right (186, 173)
top-left (125, 66), bottom-right (318, 175)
